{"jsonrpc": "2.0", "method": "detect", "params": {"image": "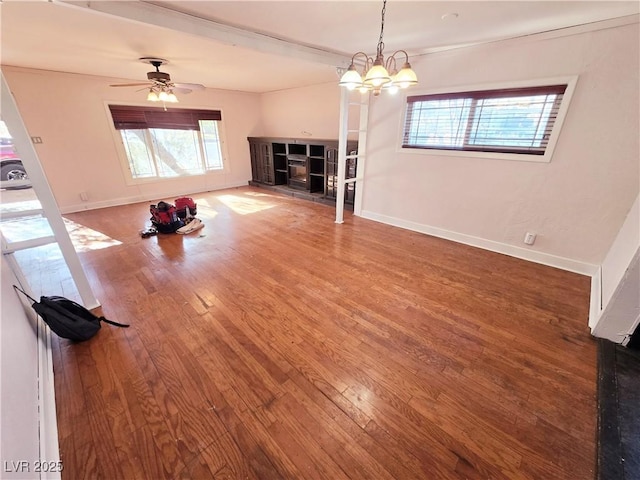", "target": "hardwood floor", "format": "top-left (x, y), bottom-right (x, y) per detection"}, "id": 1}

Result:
top-left (52, 186), bottom-right (597, 479)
